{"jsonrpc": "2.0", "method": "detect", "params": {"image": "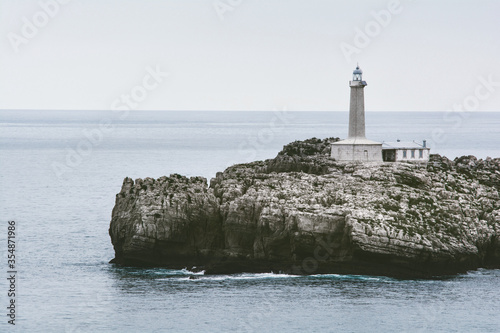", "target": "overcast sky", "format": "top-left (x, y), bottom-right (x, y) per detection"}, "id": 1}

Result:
top-left (1, 0), bottom-right (499, 111)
